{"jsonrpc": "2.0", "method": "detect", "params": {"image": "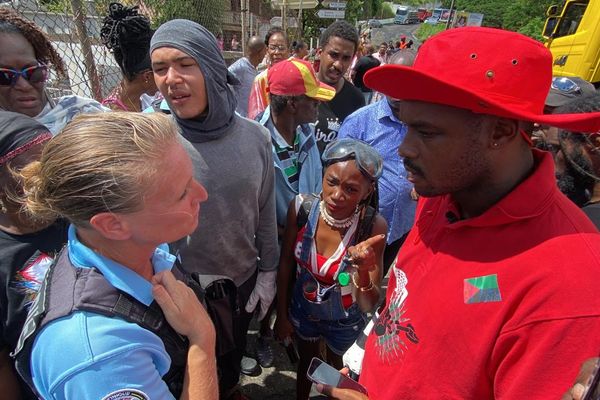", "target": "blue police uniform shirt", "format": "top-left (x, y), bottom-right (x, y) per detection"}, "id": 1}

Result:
top-left (337, 99), bottom-right (416, 243)
top-left (30, 225), bottom-right (177, 400)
